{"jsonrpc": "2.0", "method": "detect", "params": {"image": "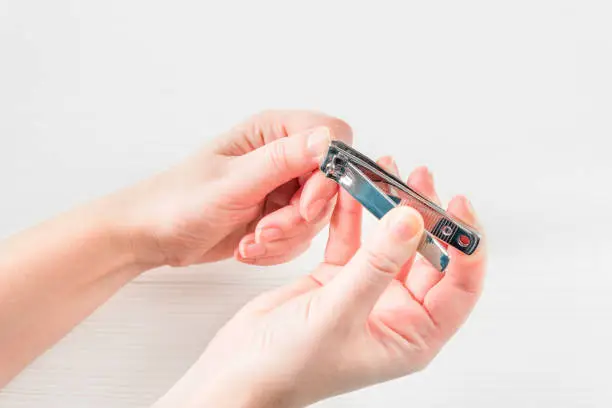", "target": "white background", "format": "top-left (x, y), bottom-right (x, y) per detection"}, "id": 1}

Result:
top-left (1, 1), bottom-right (611, 407)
